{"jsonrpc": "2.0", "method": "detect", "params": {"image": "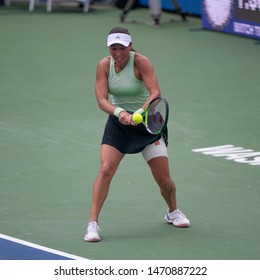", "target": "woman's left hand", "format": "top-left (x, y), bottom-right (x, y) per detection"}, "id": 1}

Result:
top-left (118, 112), bottom-right (136, 126)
